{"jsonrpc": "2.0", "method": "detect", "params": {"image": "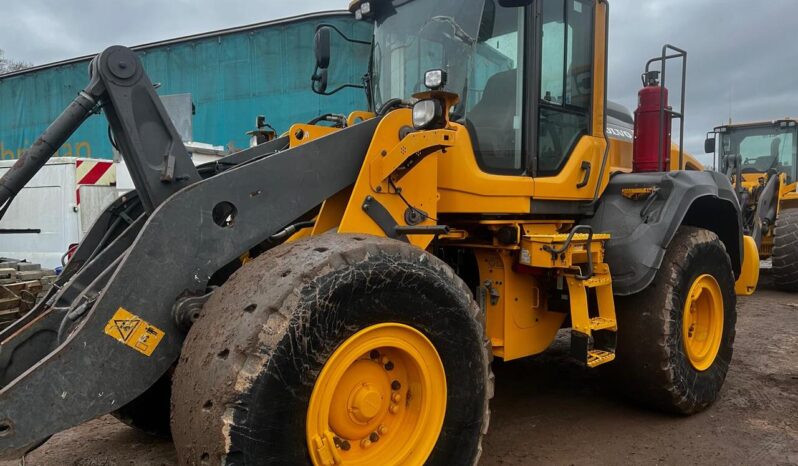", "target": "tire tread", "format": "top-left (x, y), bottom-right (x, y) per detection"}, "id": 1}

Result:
top-left (773, 209), bottom-right (798, 291)
top-left (613, 226), bottom-right (737, 415)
